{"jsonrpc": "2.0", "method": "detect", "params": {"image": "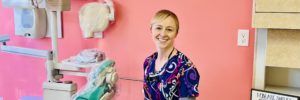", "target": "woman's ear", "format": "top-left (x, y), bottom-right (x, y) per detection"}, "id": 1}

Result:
top-left (175, 32), bottom-right (178, 37)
